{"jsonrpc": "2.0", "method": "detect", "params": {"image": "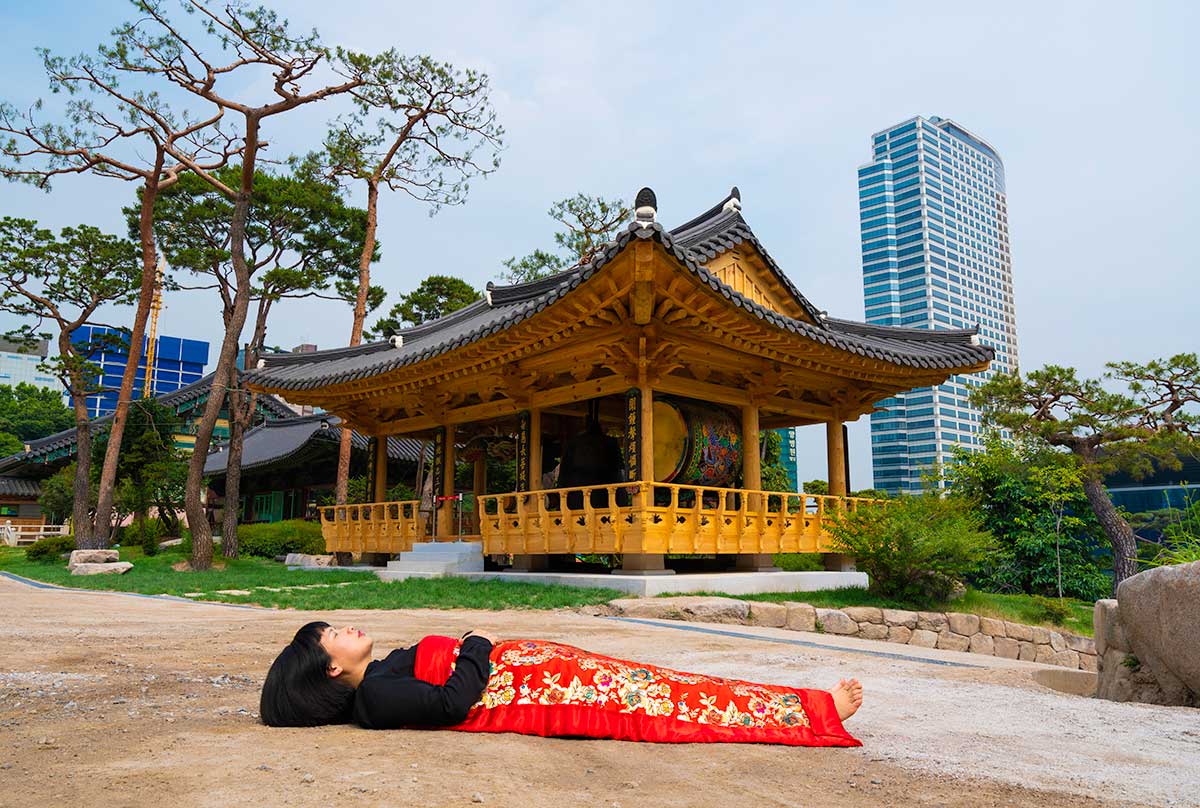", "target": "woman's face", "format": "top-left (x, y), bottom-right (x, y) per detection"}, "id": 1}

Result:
top-left (318, 624), bottom-right (374, 677)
